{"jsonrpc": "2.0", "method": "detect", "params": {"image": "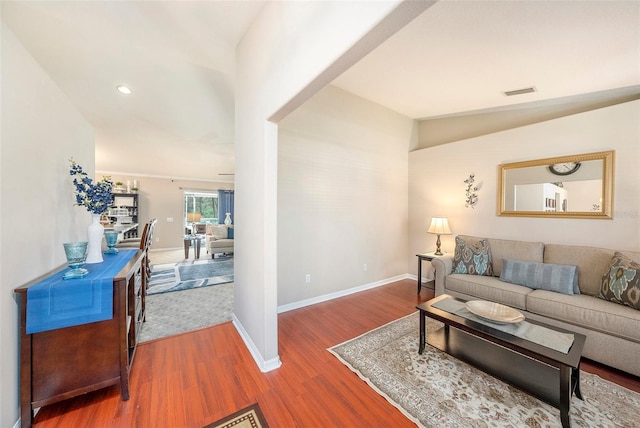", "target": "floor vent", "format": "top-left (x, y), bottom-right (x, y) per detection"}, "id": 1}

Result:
top-left (503, 87), bottom-right (537, 96)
